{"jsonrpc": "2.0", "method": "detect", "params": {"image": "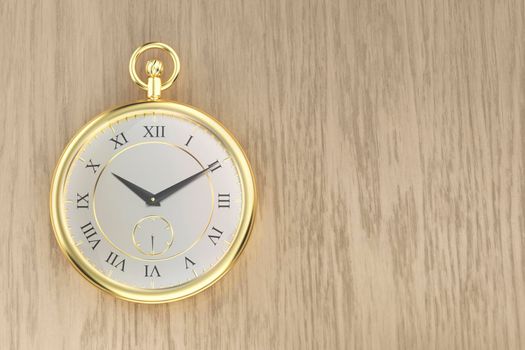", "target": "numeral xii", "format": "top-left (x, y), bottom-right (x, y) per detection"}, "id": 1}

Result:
top-left (143, 125), bottom-right (165, 138)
